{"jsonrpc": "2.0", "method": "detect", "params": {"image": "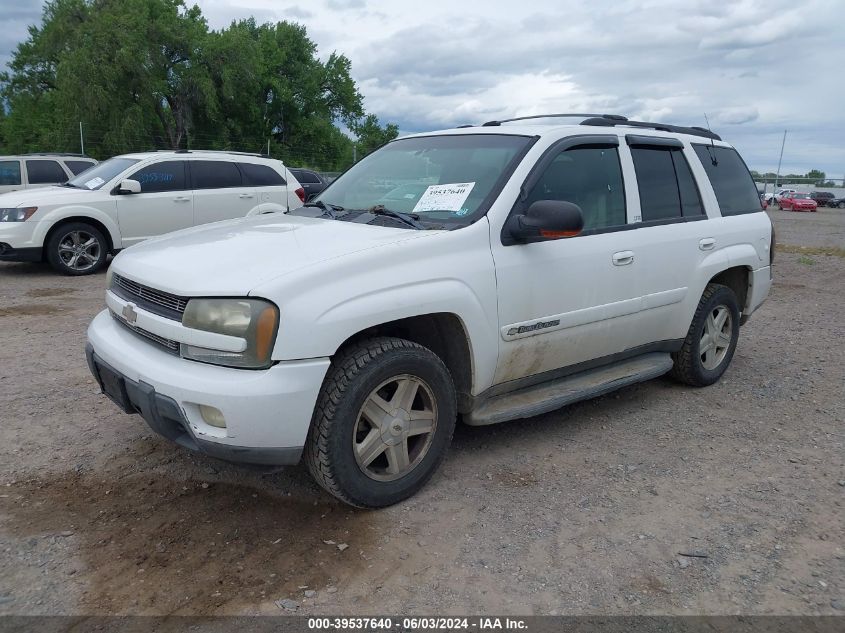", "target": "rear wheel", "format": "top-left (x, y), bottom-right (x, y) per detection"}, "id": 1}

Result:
top-left (305, 337), bottom-right (457, 508)
top-left (839, 201), bottom-right (845, 209)
top-left (46, 222), bottom-right (108, 275)
top-left (671, 283), bottom-right (740, 387)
